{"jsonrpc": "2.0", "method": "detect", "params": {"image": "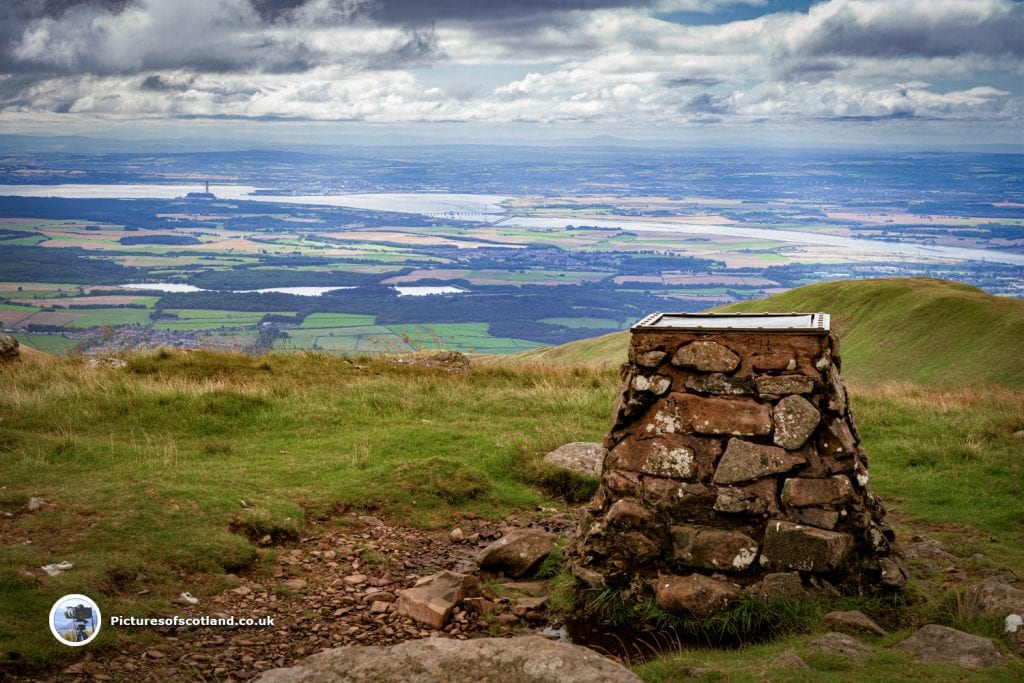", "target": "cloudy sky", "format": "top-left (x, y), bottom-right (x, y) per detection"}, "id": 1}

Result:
top-left (1, 0), bottom-right (1022, 146)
